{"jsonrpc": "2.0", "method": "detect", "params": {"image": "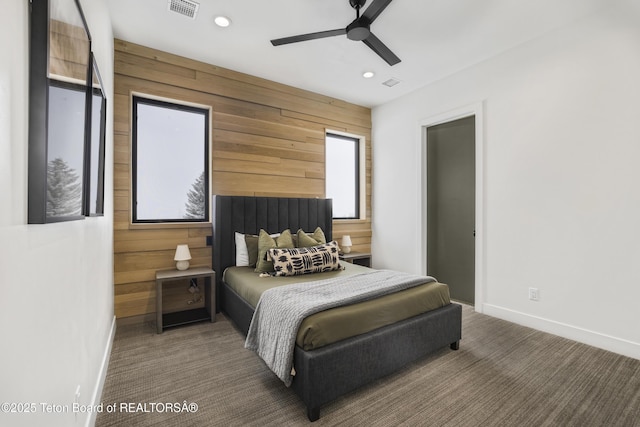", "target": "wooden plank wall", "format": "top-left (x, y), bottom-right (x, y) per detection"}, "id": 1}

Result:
top-left (49, 19), bottom-right (90, 81)
top-left (113, 40), bottom-right (372, 320)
